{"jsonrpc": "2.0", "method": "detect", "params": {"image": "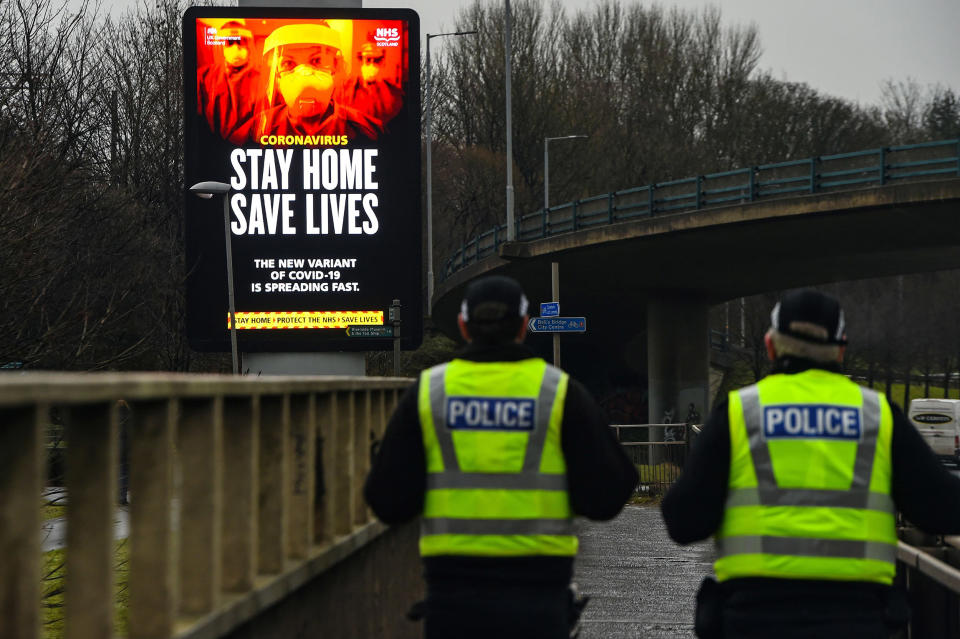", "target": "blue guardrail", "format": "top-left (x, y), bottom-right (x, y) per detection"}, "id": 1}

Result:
top-left (440, 139), bottom-right (960, 282)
